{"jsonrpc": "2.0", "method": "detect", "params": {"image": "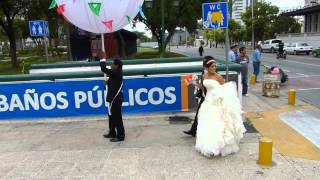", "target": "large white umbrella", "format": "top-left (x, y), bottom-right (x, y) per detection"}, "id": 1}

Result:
top-left (50, 0), bottom-right (145, 33)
